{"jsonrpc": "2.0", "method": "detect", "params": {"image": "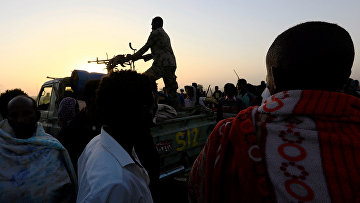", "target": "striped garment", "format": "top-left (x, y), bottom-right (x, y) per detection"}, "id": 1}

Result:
top-left (0, 120), bottom-right (77, 202)
top-left (188, 90), bottom-right (360, 202)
